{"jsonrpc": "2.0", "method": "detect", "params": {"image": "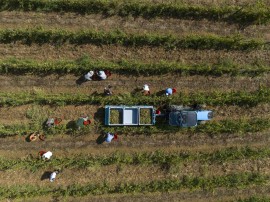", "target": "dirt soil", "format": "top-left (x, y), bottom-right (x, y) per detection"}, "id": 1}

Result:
top-left (0, 12), bottom-right (269, 40)
top-left (0, 74), bottom-right (268, 94)
top-left (1, 43), bottom-right (270, 65)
